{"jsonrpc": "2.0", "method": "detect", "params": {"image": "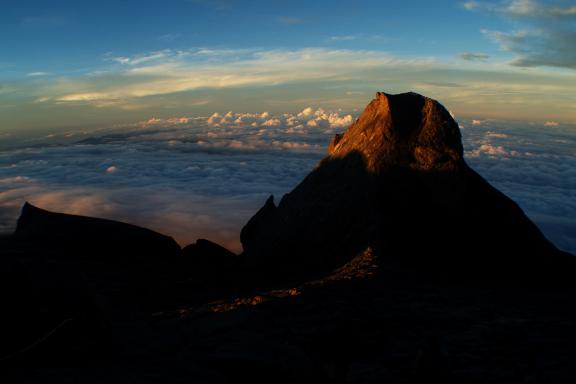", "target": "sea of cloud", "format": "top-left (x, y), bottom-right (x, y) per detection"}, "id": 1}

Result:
top-left (1, 109), bottom-right (574, 254)
top-left (462, 119), bottom-right (576, 254)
